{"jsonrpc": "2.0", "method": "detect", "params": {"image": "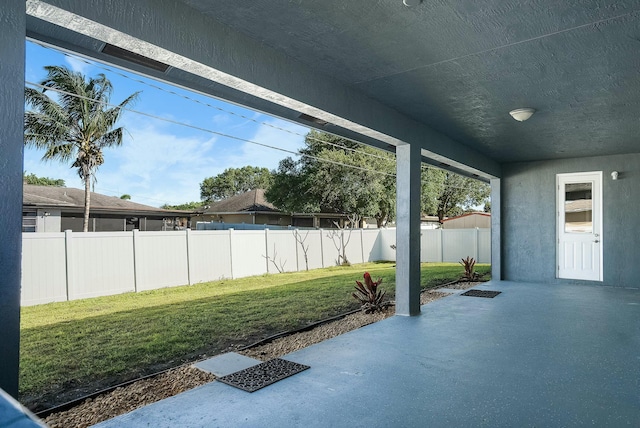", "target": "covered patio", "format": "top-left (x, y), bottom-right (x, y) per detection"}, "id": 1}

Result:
top-left (95, 281), bottom-right (640, 427)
